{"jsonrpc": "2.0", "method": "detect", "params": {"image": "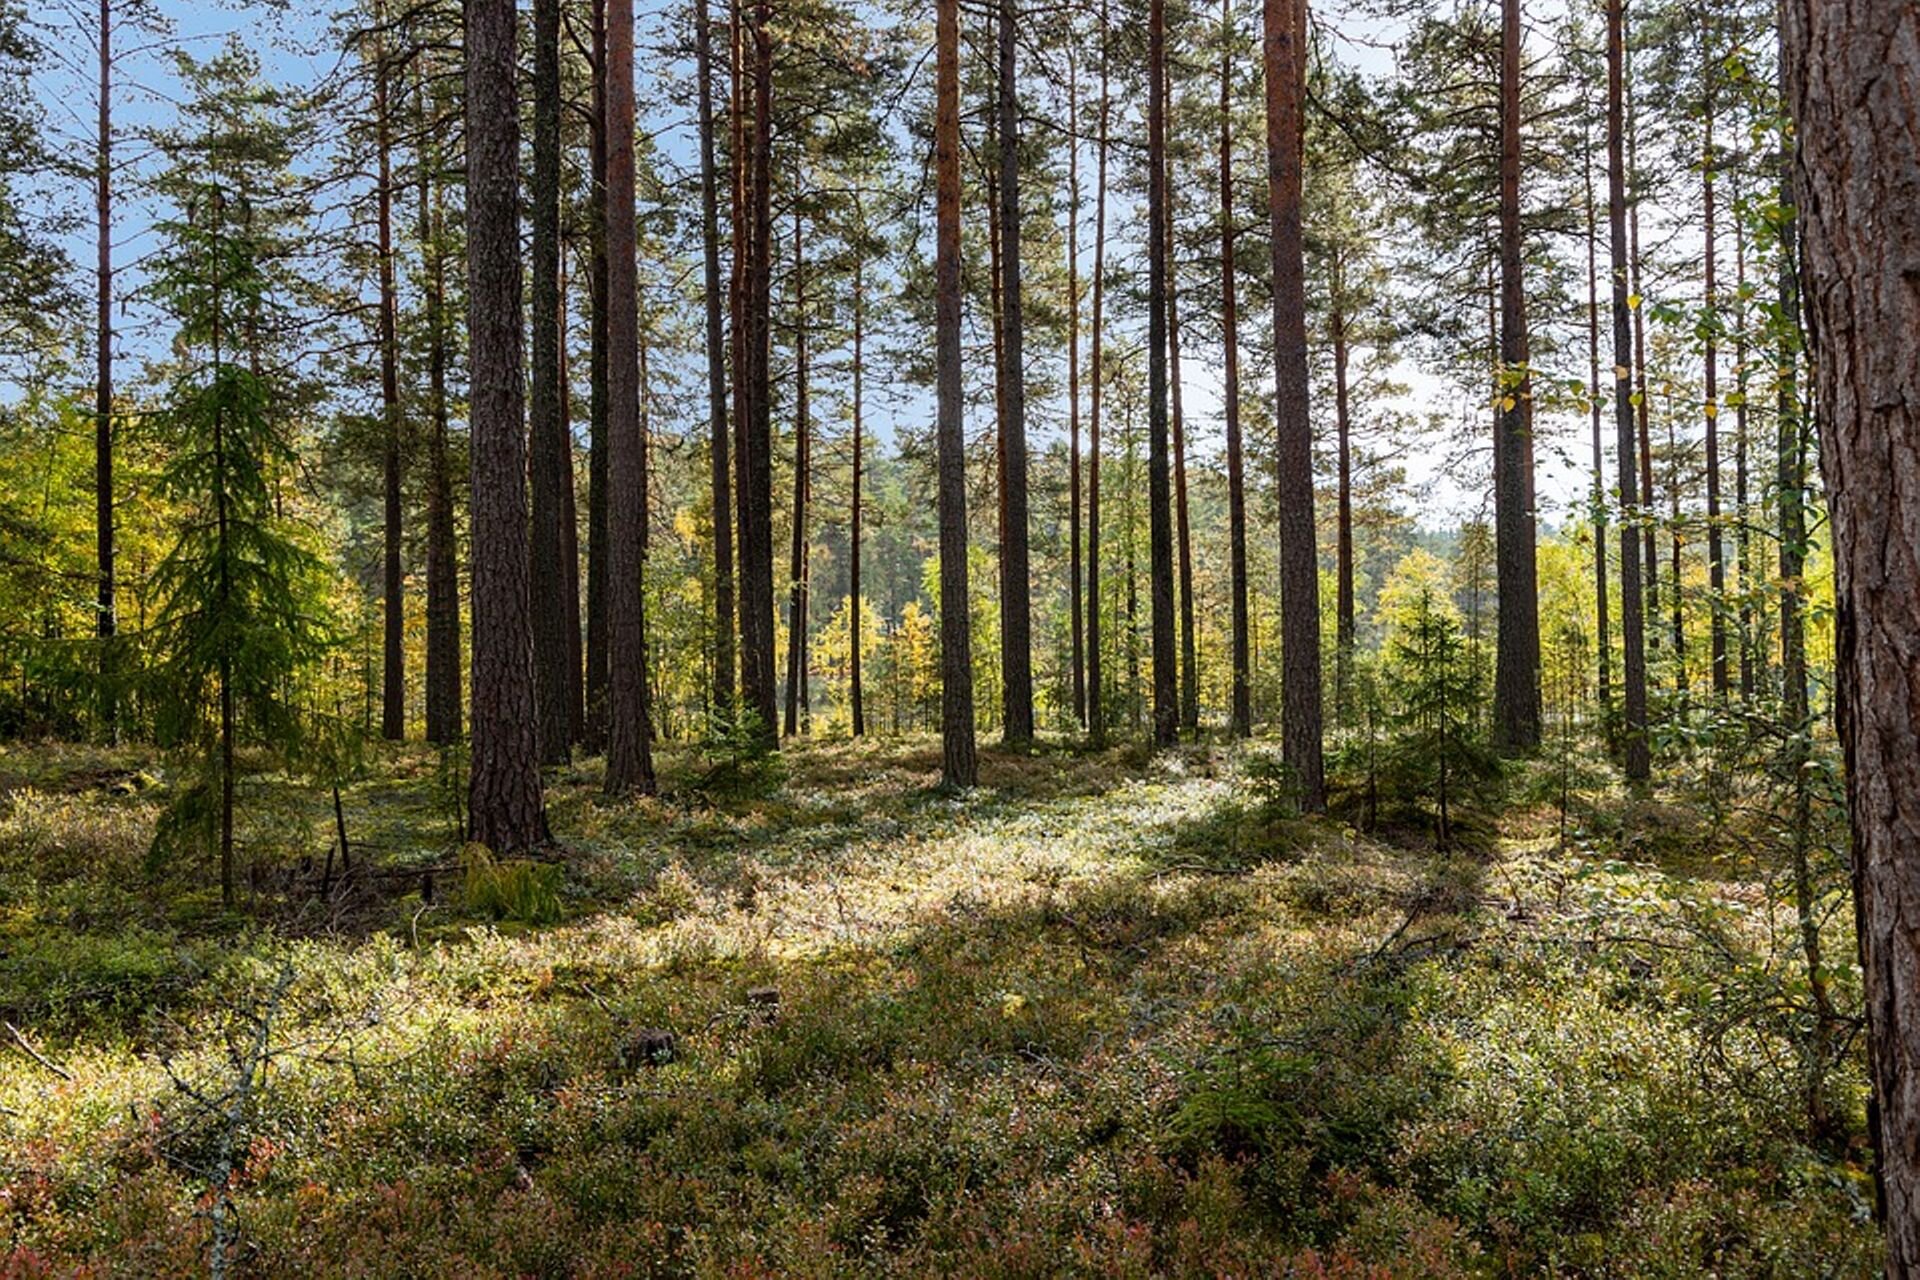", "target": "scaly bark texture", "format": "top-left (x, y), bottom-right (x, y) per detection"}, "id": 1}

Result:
top-left (933, 0), bottom-right (975, 788)
top-left (464, 0), bottom-right (548, 849)
top-left (1785, 7), bottom-right (1920, 1267)
top-left (604, 0), bottom-right (657, 795)
top-left (1492, 0), bottom-right (1541, 752)
top-left (1145, 0), bottom-right (1177, 748)
top-left (1263, 0), bottom-right (1324, 806)
top-left (996, 0), bottom-right (1033, 744)
top-left (529, 0), bottom-right (573, 765)
top-left (1606, 0), bottom-right (1649, 782)
top-left (738, 0), bottom-right (779, 740)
